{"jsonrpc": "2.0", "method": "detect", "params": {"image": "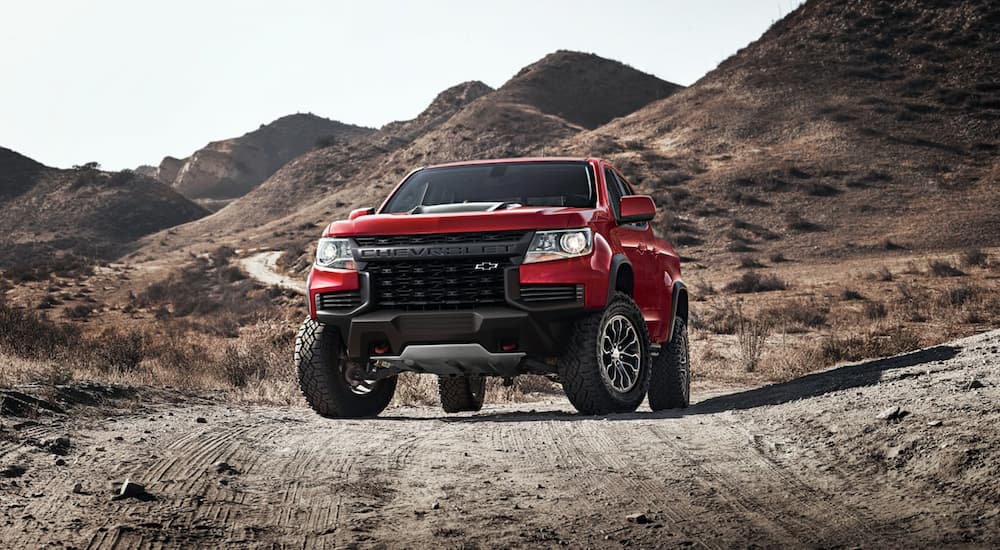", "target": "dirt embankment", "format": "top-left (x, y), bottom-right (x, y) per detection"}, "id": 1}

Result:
top-left (2, 330), bottom-right (998, 548)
